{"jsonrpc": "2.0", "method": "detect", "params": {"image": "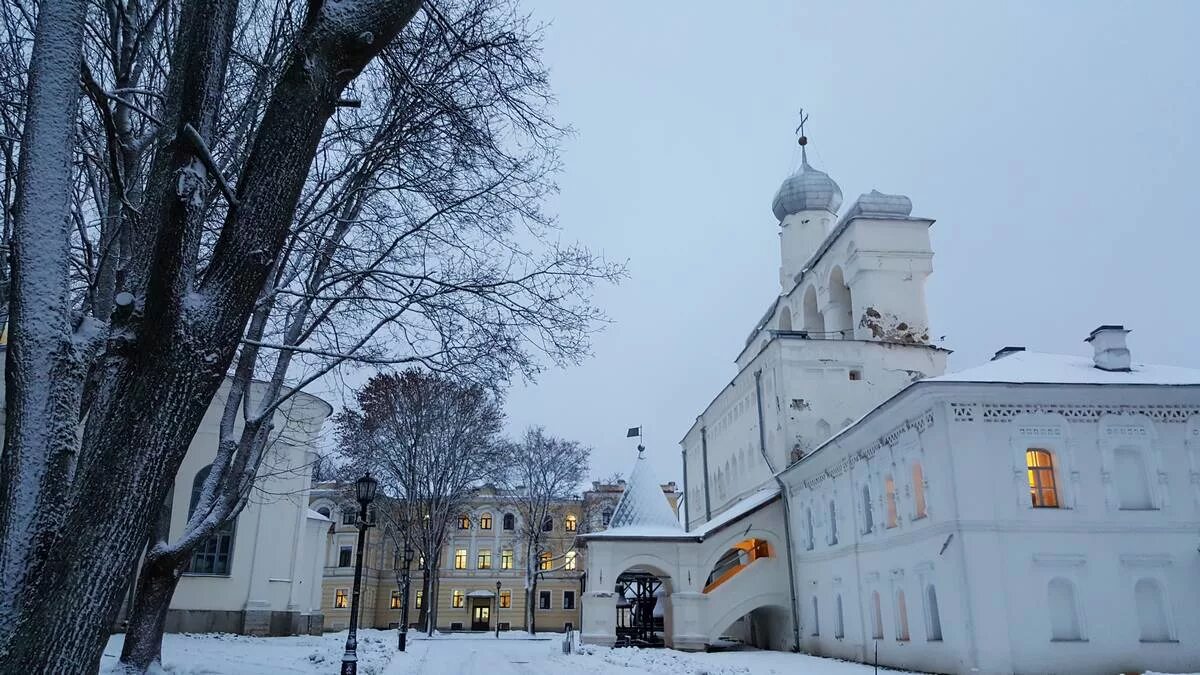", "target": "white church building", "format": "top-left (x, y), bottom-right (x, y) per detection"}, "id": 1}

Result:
top-left (580, 136), bottom-right (1200, 674)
